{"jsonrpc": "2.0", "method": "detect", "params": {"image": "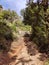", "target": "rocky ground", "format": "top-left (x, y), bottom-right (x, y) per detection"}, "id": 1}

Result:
top-left (0, 36), bottom-right (47, 65)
